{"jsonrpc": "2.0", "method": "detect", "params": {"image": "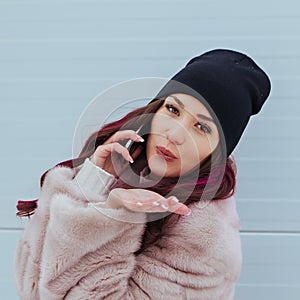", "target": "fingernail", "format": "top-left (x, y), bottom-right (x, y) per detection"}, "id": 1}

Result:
top-left (152, 201), bottom-right (160, 207)
top-left (185, 209), bottom-right (192, 216)
top-left (170, 196), bottom-right (179, 203)
top-left (136, 202), bottom-right (143, 207)
top-left (137, 136), bottom-right (144, 142)
top-left (161, 204), bottom-right (168, 210)
top-left (129, 156), bottom-right (134, 163)
top-left (174, 206), bottom-right (191, 216)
